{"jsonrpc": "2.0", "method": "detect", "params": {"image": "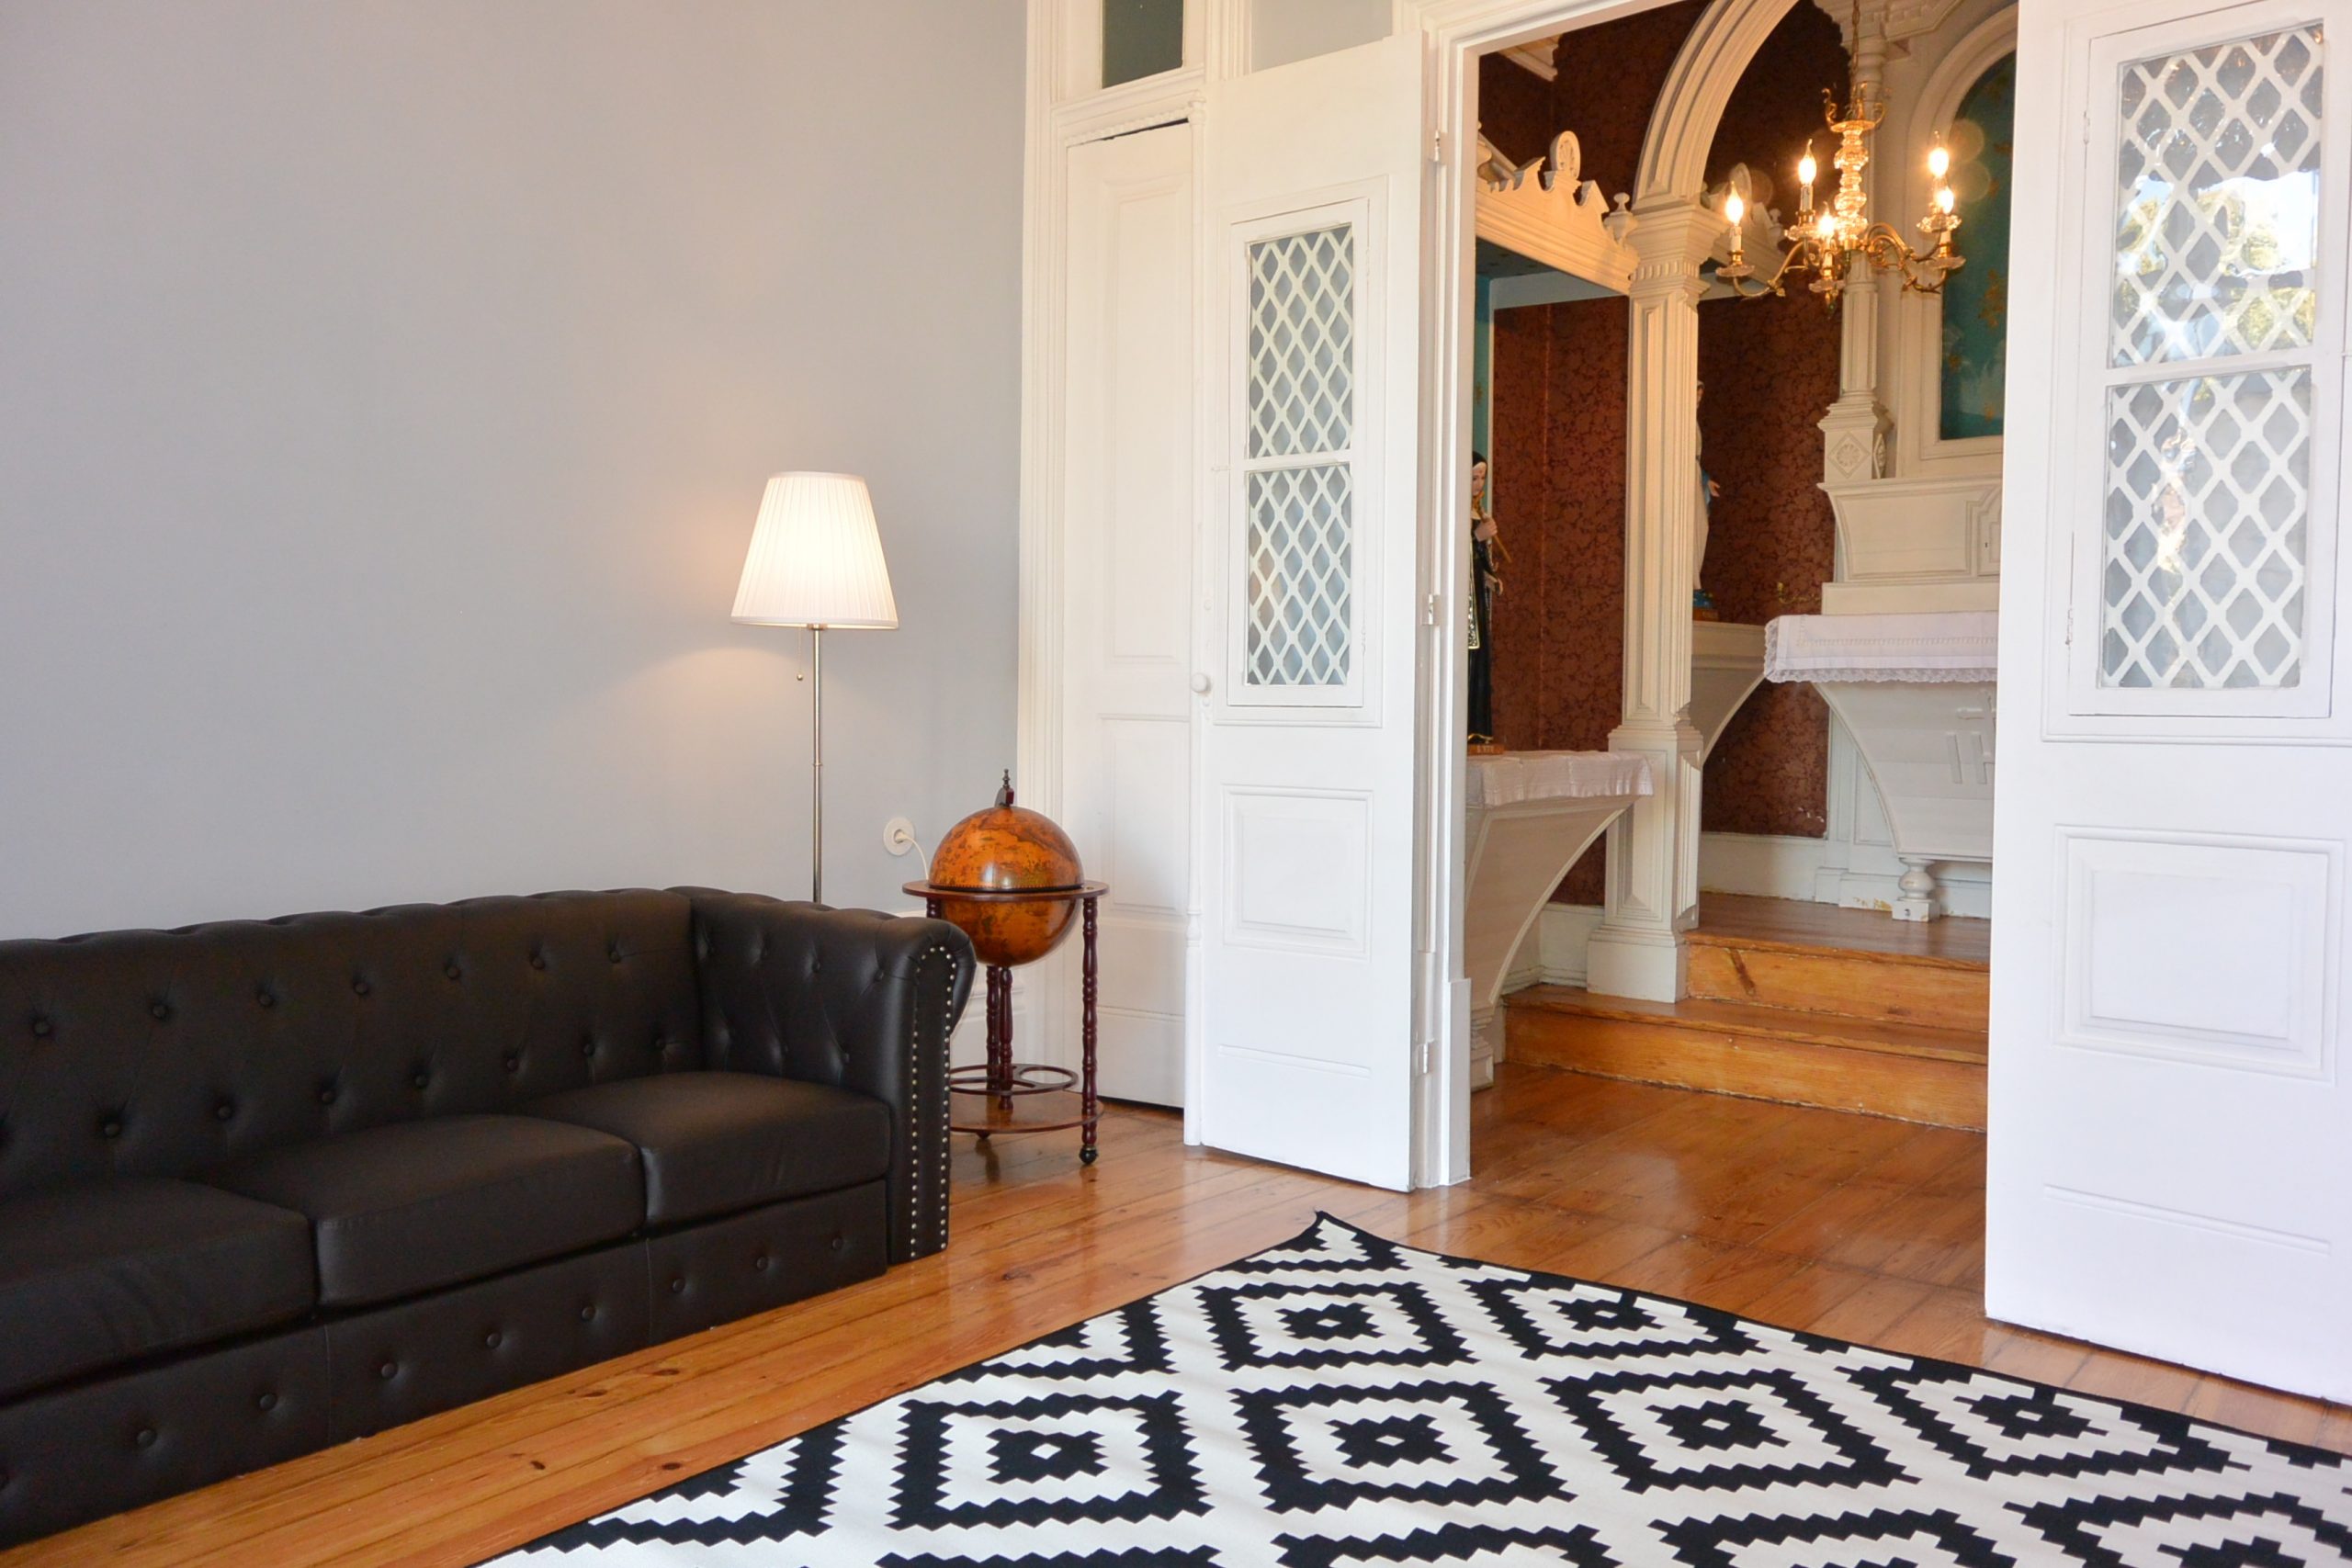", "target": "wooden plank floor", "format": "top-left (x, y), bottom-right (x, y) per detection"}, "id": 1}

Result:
top-left (1695, 891), bottom-right (1992, 964)
top-left (18, 1066), bottom-right (2348, 1566)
